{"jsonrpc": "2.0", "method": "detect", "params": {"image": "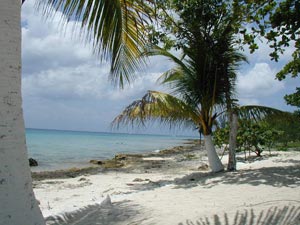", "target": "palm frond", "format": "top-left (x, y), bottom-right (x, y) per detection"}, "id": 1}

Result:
top-left (157, 67), bottom-right (184, 85)
top-left (112, 90), bottom-right (199, 129)
top-left (238, 105), bottom-right (287, 122)
top-left (38, 0), bottom-right (151, 88)
top-left (144, 46), bottom-right (190, 71)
